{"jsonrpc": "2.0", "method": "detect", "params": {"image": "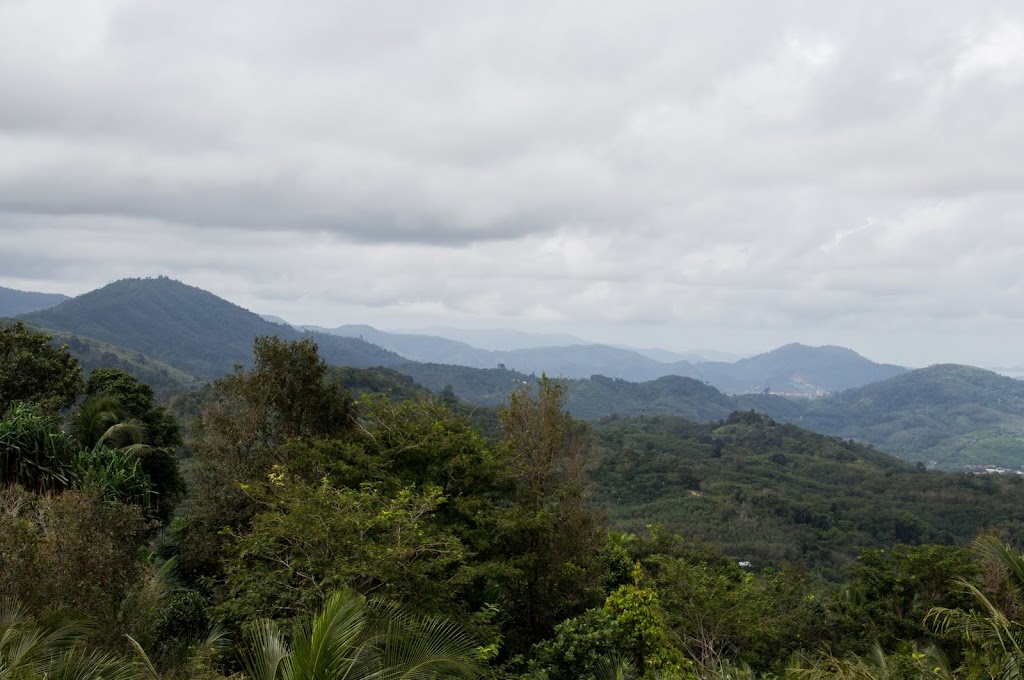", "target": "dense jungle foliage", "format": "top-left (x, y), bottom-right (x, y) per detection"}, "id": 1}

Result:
top-left (6, 321), bottom-right (1024, 679)
top-left (591, 412), bottom-right (1024, 579)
